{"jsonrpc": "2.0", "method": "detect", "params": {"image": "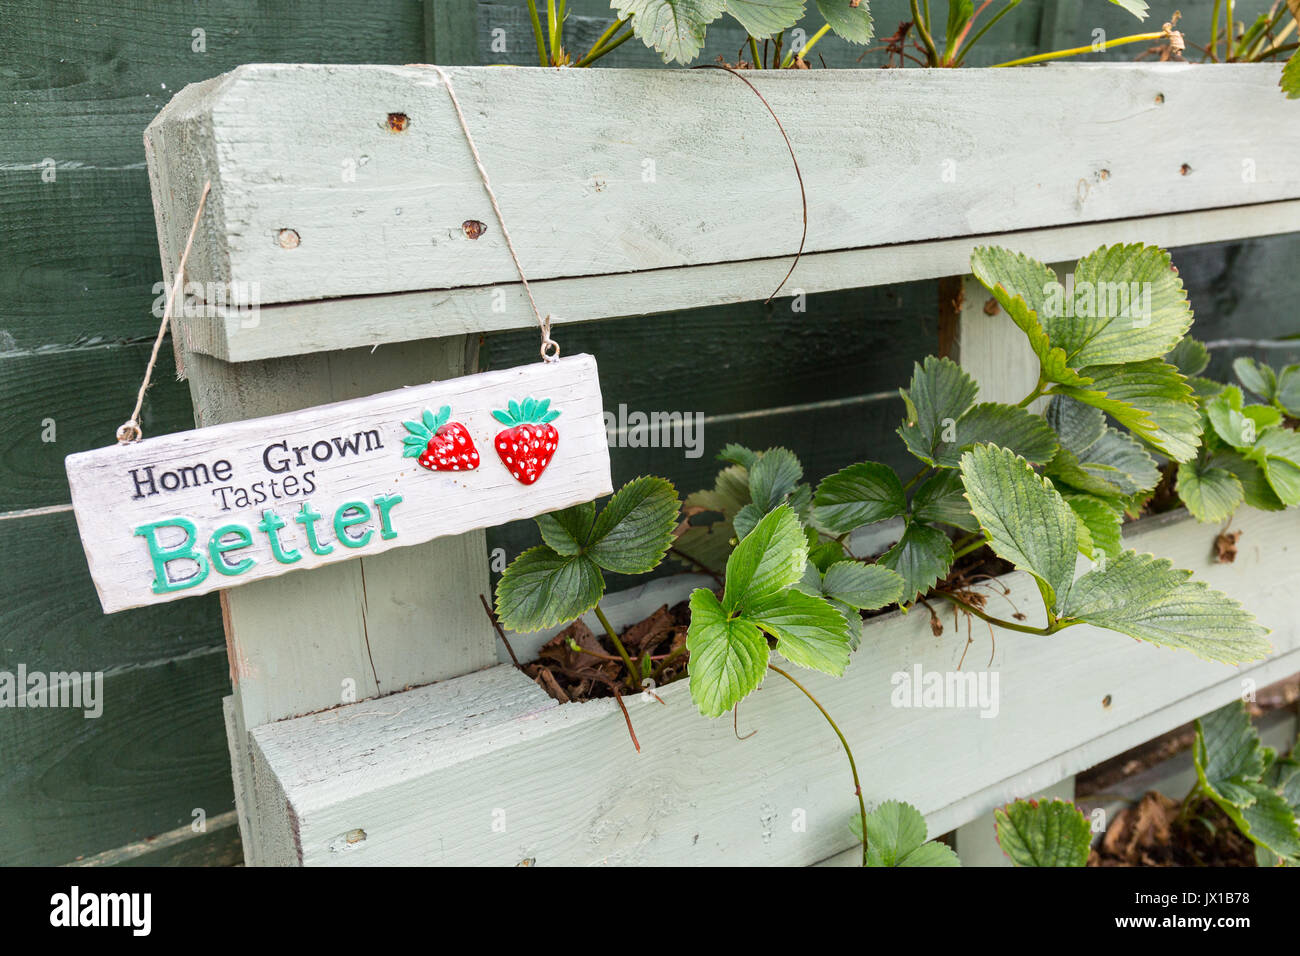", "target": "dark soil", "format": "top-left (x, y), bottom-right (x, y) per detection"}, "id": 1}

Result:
top-left (1089, 792), bottom-right (1257, 867)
